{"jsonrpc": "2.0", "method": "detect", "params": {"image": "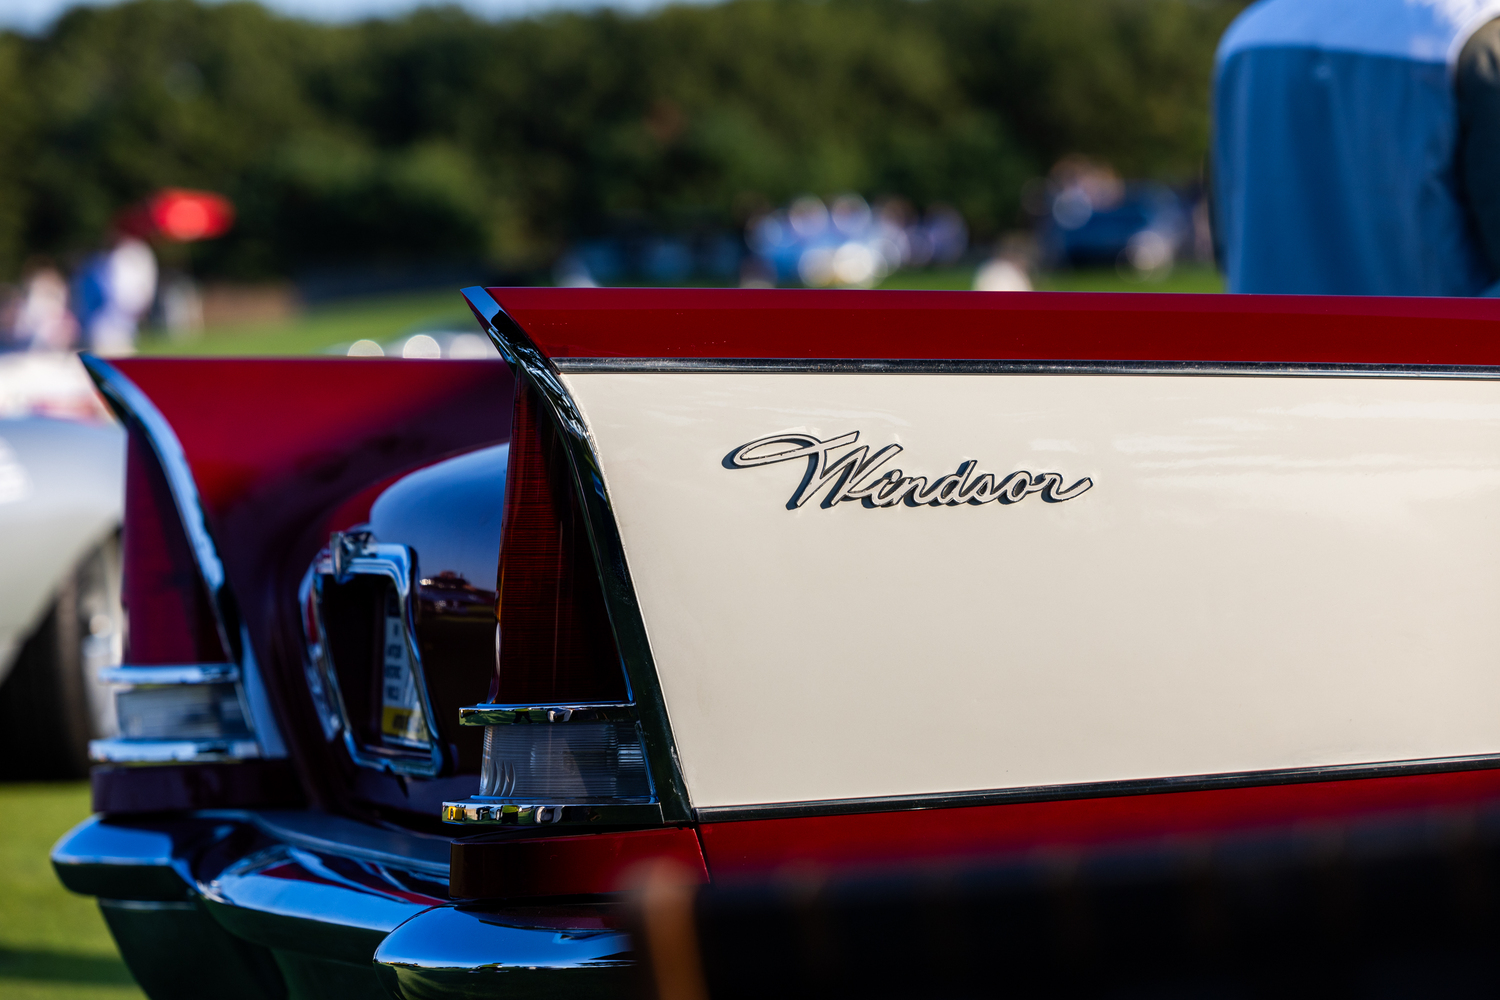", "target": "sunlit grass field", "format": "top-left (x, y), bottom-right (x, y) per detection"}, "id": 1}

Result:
top-left (133, 264), bottom-right (1223, 358)
top-left (880, 262), bottom-right (1225, 293)
top-left (0, 784), bottom-right (145, 1000)
top-left (136, 288), bottom-right (474, 358)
